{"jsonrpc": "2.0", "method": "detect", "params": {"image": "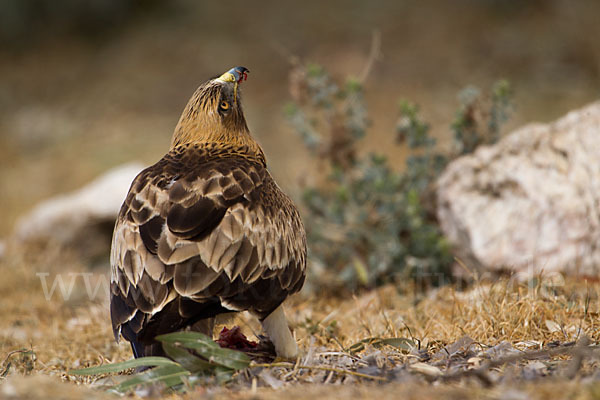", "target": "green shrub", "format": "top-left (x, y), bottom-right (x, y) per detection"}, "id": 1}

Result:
top-left (451, 80), bottom-right (512, 155)
top-left (286, 63), bottom-right (511, 291)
